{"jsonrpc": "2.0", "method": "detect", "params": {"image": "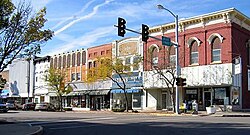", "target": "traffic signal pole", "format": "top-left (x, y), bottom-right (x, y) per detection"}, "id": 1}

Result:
top-left (114, 25), bottom-right (162, 41)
